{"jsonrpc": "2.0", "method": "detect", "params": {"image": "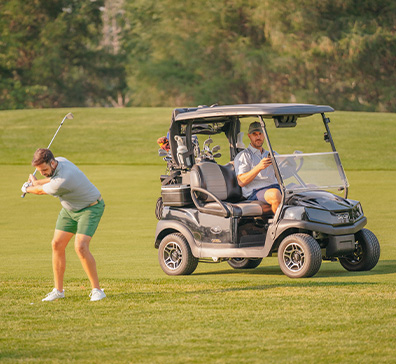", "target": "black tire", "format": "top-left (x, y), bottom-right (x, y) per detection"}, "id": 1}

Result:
top-left (158, 233), bottom-right (198, 276)
top-left (227, 258), bottom-right (263, 269)
top-left (278, 233), bottom-right (322, 278)
top-left (339, 228), bottom-right (380, 271)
